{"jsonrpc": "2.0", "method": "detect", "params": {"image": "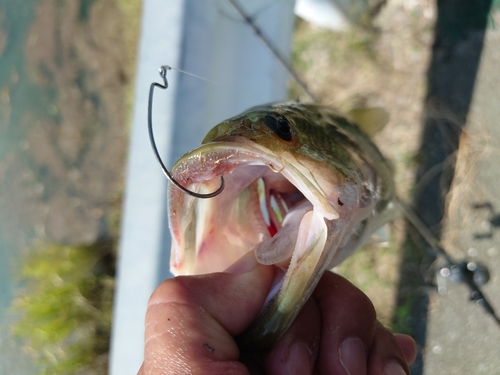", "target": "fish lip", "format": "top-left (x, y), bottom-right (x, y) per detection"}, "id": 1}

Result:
top-left (170, 138), bottom-right (285, 181)
top-left (169, 137), bottom-right (339, 220)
